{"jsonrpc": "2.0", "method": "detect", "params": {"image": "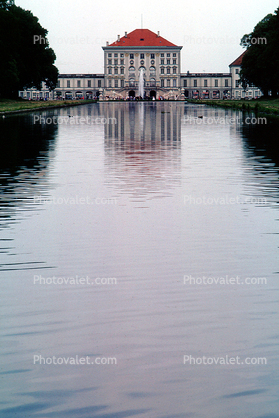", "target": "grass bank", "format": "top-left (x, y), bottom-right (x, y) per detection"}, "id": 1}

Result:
top-left (0, 98), bottom-right (97, 115)
top-left (187, 98), bottom-right (279, 117)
